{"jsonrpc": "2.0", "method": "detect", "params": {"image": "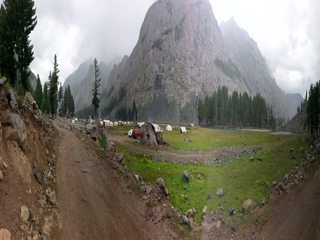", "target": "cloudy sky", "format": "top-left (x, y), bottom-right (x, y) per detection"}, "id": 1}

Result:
top-left (25, 0), bottom-right (320, 96)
